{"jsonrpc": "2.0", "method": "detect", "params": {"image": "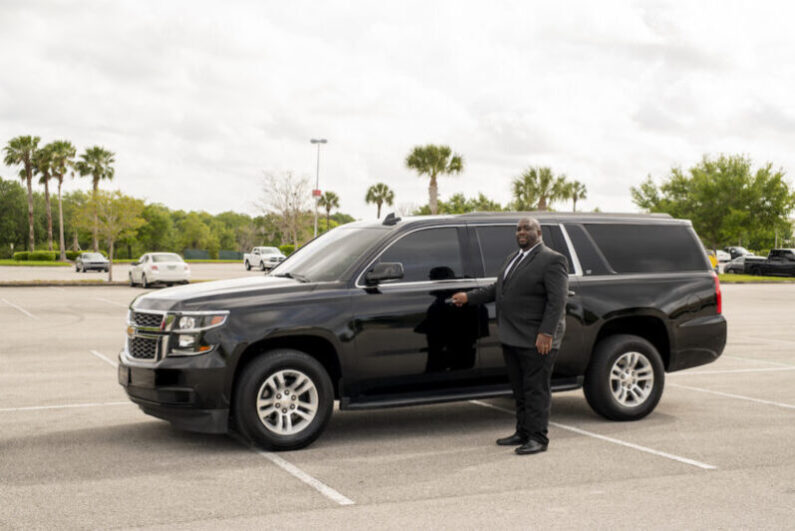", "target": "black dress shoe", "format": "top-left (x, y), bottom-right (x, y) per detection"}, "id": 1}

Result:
top-left (515, 440), bottom-right (548, 455)
top-left (496, 433), bottom-right (527, 446)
